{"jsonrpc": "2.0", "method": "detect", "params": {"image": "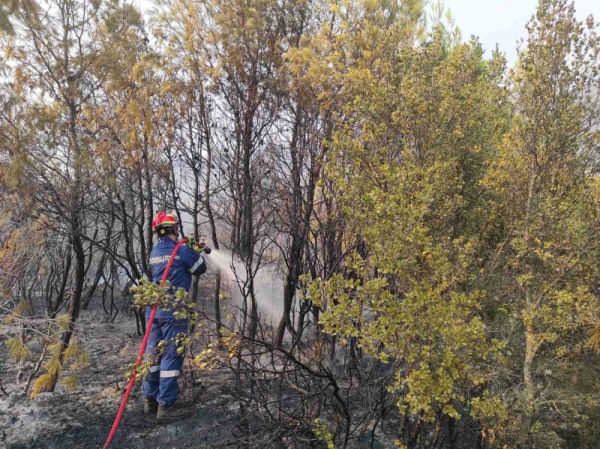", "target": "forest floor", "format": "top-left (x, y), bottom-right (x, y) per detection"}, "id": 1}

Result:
top-left (1, 291), bottom-right (400, 449)
top-left (0, 306), bottom-right (242, 449)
